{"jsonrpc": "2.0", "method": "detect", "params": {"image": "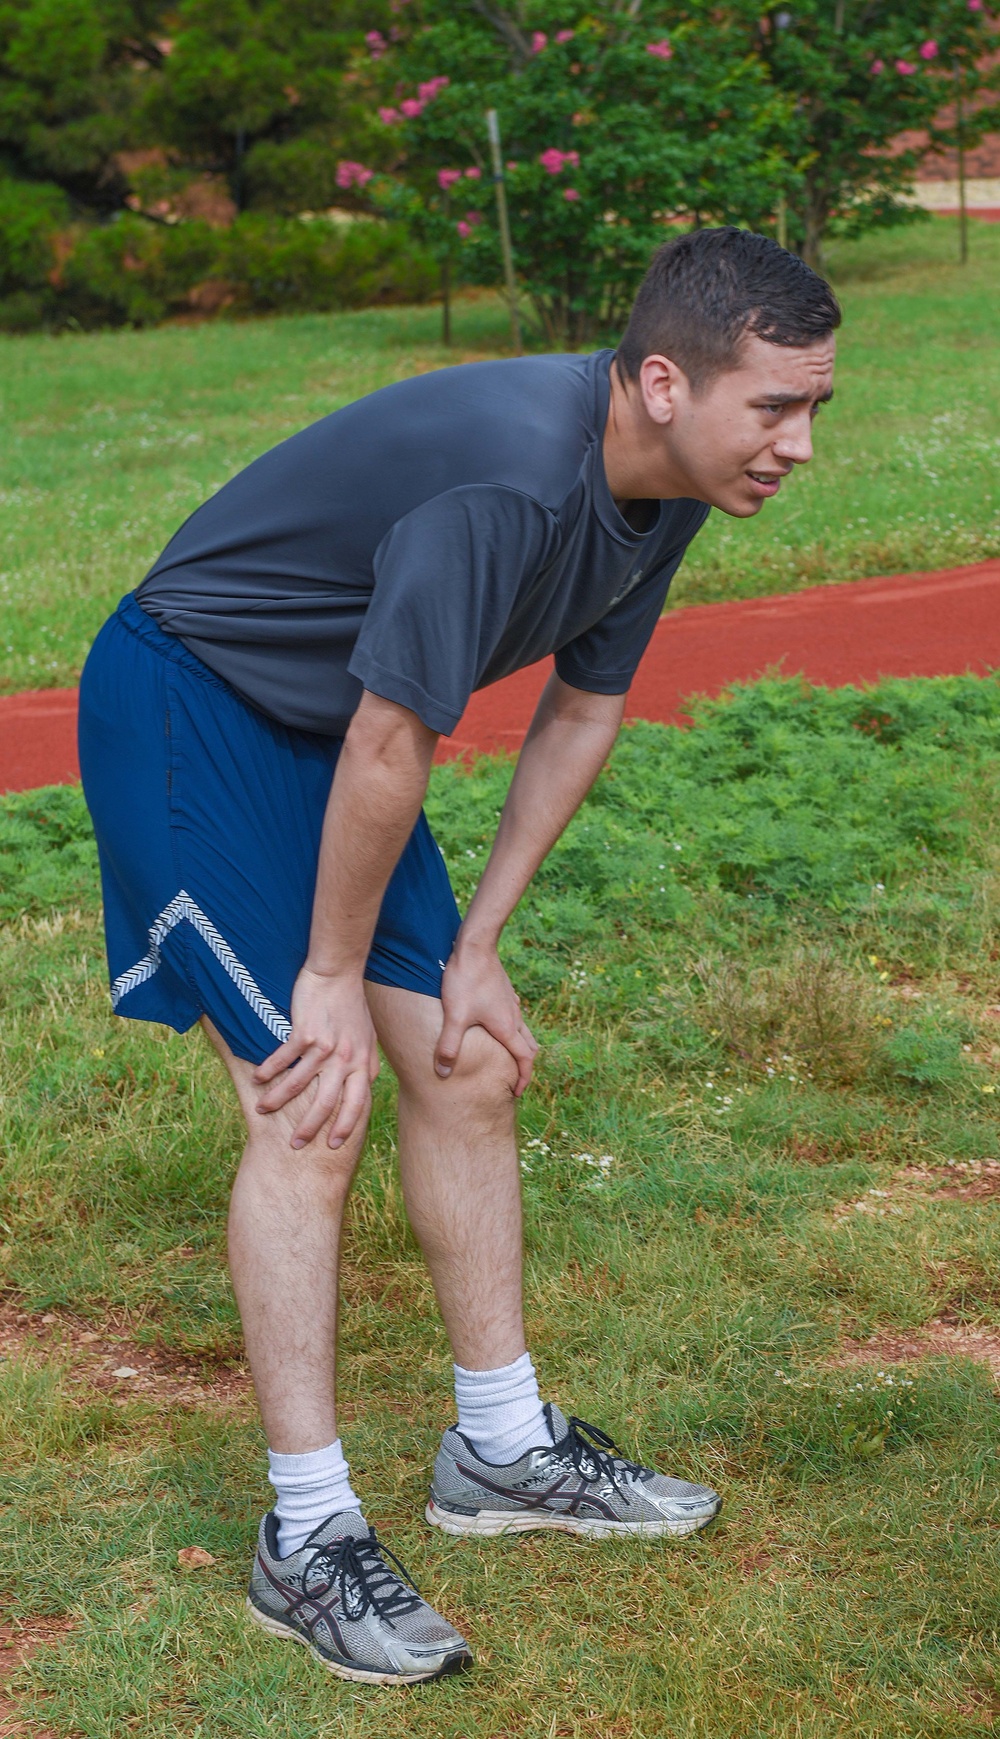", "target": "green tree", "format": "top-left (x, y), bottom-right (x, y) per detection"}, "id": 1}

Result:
top-left (0, 0), bottom-right (165, 209)
top-left (146, 0), bottom-right (391, 212)
top-left (735, 0), bottom-right (1000, 267)
top-left (357, 2), bottom-right (794, 346)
